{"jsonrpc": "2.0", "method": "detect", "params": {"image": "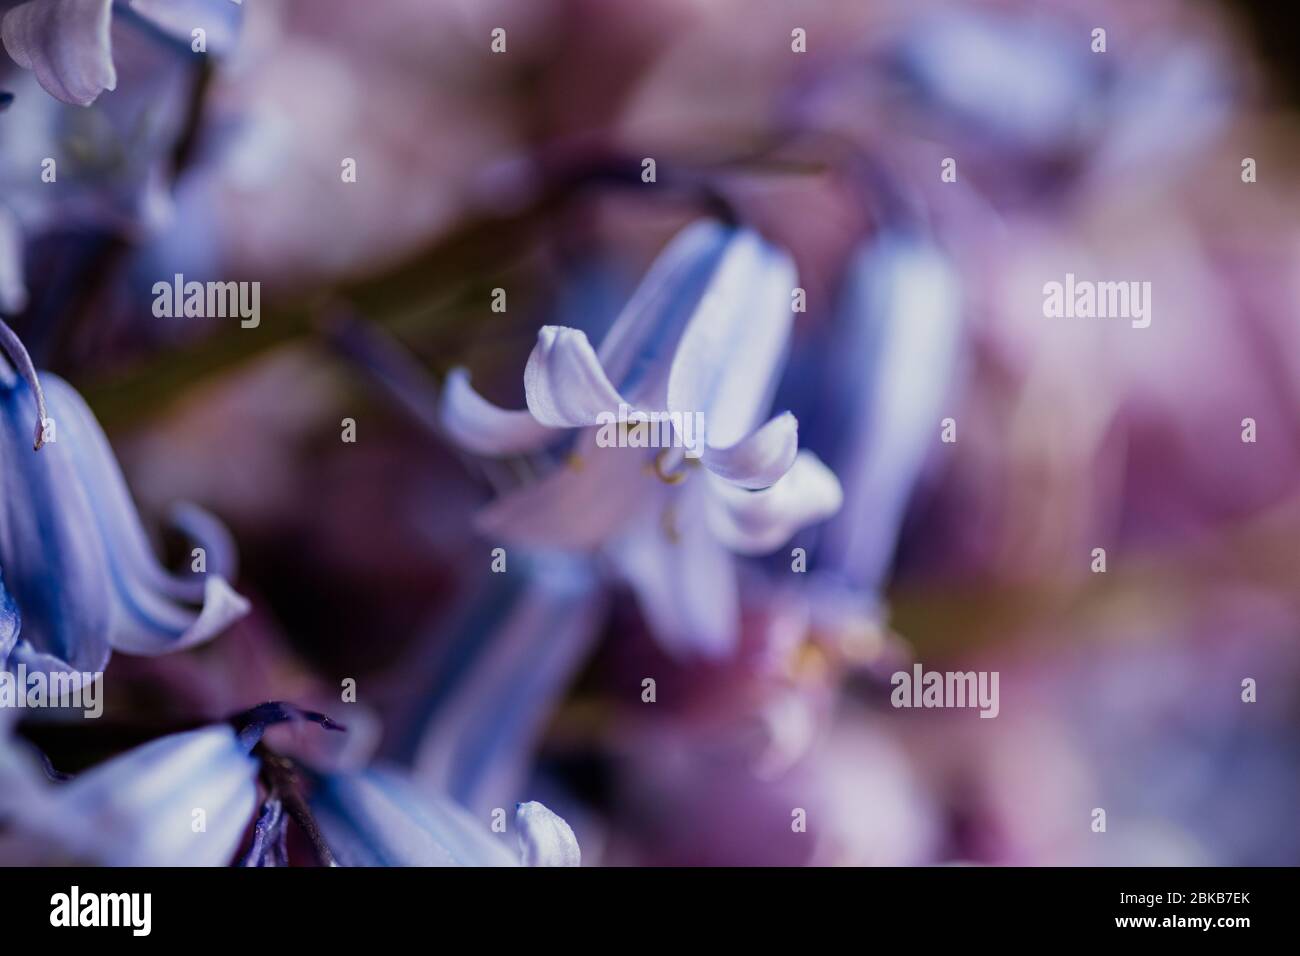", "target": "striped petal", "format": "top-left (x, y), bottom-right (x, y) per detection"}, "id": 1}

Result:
top-left (407, 554), bottom-right (604, 816)
top-left (0, 366), bottom-right (248, 675)
top-left (1, 0), bottom-right (116, 107)
top-left (0, 726), bottom-right (259, 865)
top-left (817, 238), bottom-right (962, 590)
top-left (312, 767), bottom-right (520, 867)
top-left (667, 232), bottom-right (798, 452)
top-left (595, 219), bottom-right (733, 402)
